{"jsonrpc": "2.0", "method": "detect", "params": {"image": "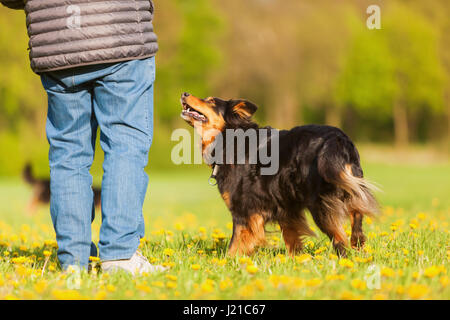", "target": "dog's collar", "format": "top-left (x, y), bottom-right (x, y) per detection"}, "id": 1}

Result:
top-left (208, 164), bottom-right (219, 186)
